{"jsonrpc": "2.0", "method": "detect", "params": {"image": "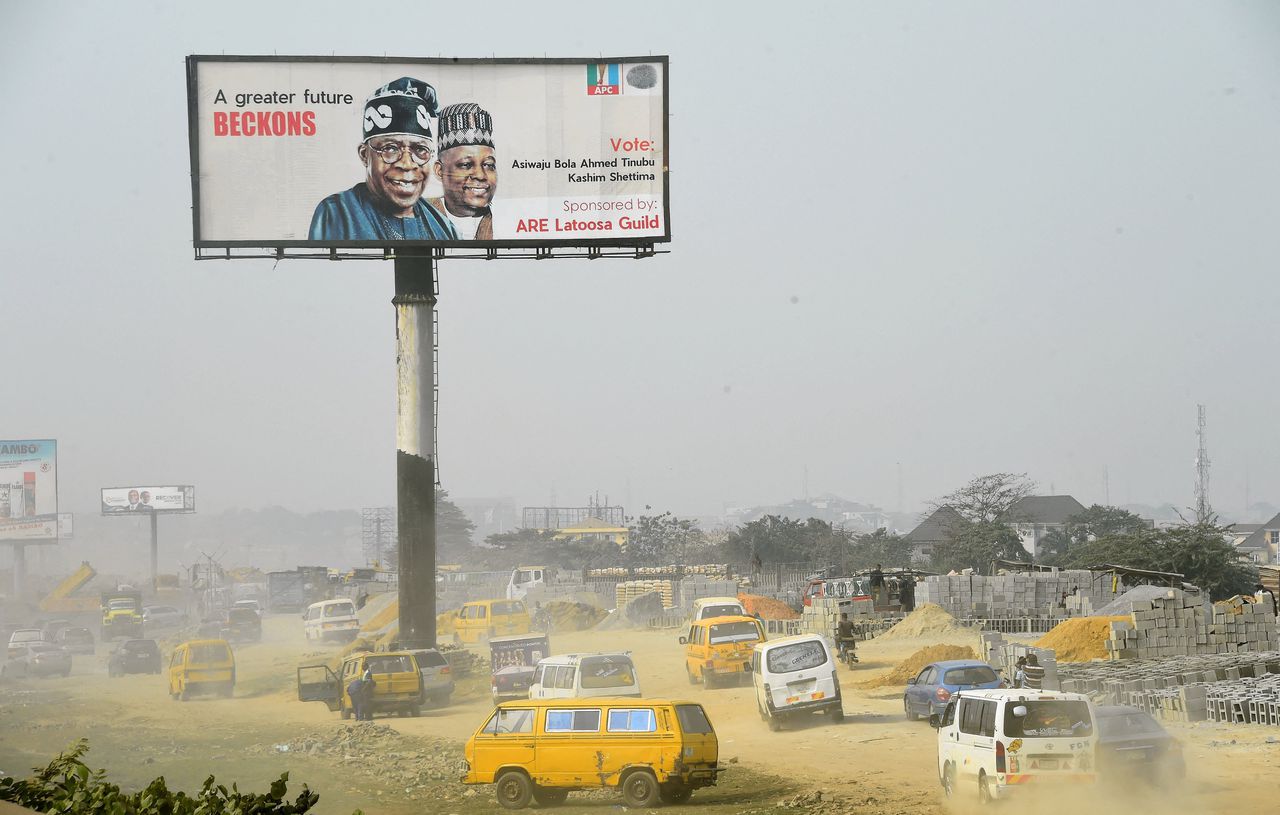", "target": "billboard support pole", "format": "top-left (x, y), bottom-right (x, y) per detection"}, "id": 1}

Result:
top-left (11, 544), bottom-right (26, 601)
top-left (394, 254), bottom-right (437, 650)
top-left (150, 511), bottom-right (159, 590)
